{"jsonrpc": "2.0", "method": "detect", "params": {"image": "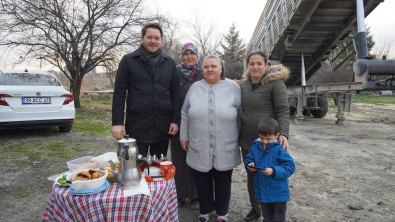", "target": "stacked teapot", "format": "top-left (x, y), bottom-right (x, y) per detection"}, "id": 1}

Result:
top-left (108, 135), bottom-right (149, 190)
